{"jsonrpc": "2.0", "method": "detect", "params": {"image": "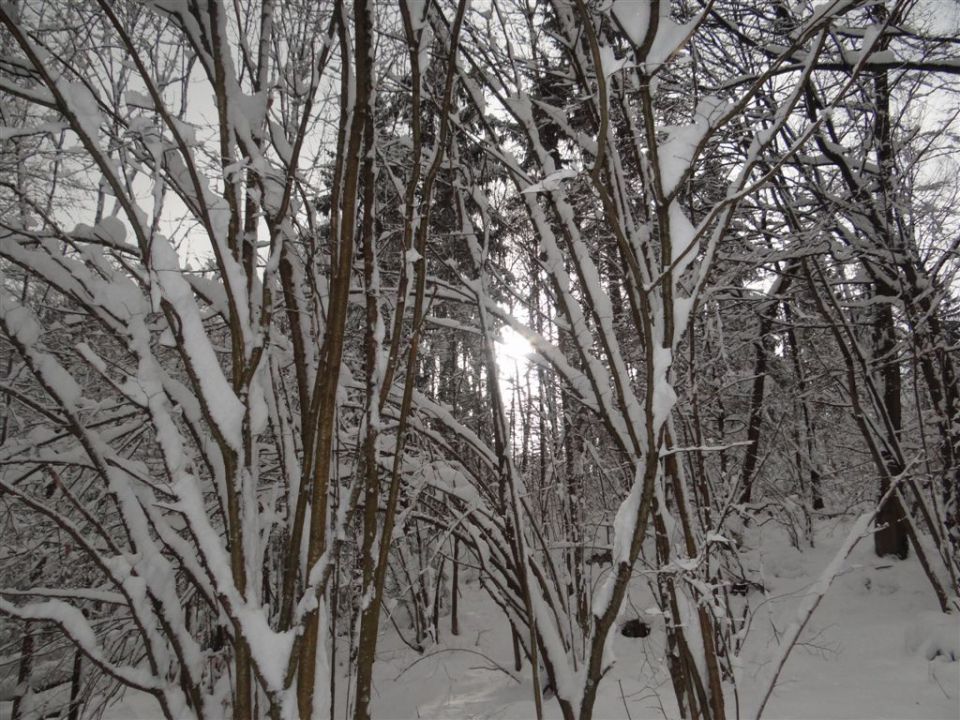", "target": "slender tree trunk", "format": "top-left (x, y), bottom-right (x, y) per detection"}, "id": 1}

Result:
top-left (451, 539), bottom-right (460, 636)
top-left (67, 648), bottom-right (82, 720)
top-left (10, 622), bottom-right (33, 720)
